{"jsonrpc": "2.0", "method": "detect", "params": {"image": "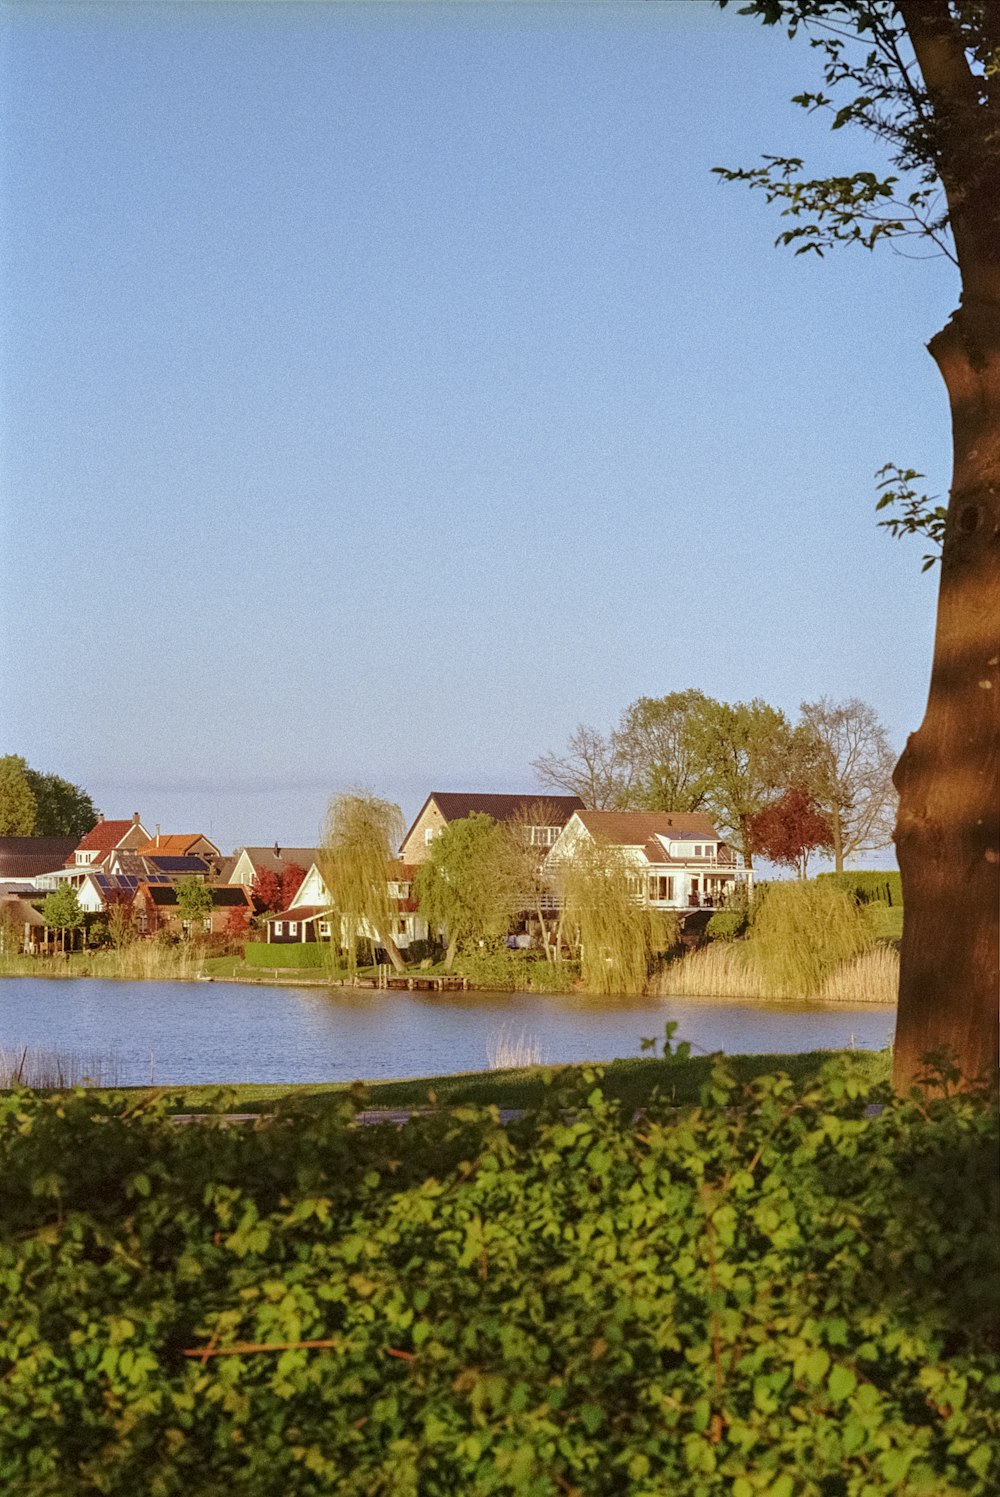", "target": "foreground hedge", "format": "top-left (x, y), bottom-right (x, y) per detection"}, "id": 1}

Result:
top-left (0, 1057), bottom-right (997, 1496)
